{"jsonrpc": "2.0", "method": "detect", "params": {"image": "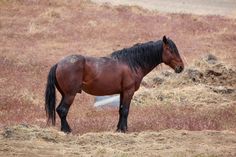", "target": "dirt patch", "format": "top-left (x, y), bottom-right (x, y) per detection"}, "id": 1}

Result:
top-left (0, 124), bottom-right (236, 157)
